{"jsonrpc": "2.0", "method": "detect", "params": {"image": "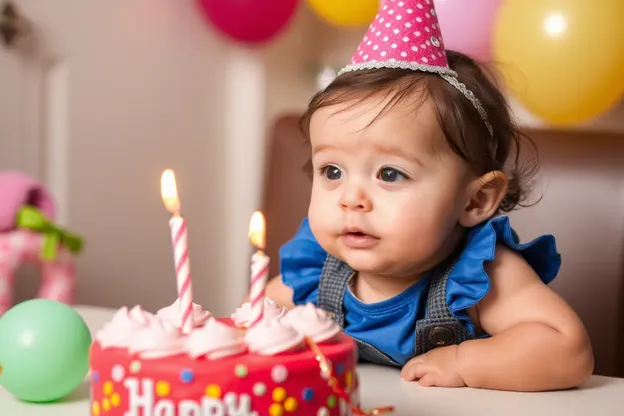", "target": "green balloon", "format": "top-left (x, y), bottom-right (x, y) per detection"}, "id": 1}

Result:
top-left (0, 299), bottom-right (92, 403)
